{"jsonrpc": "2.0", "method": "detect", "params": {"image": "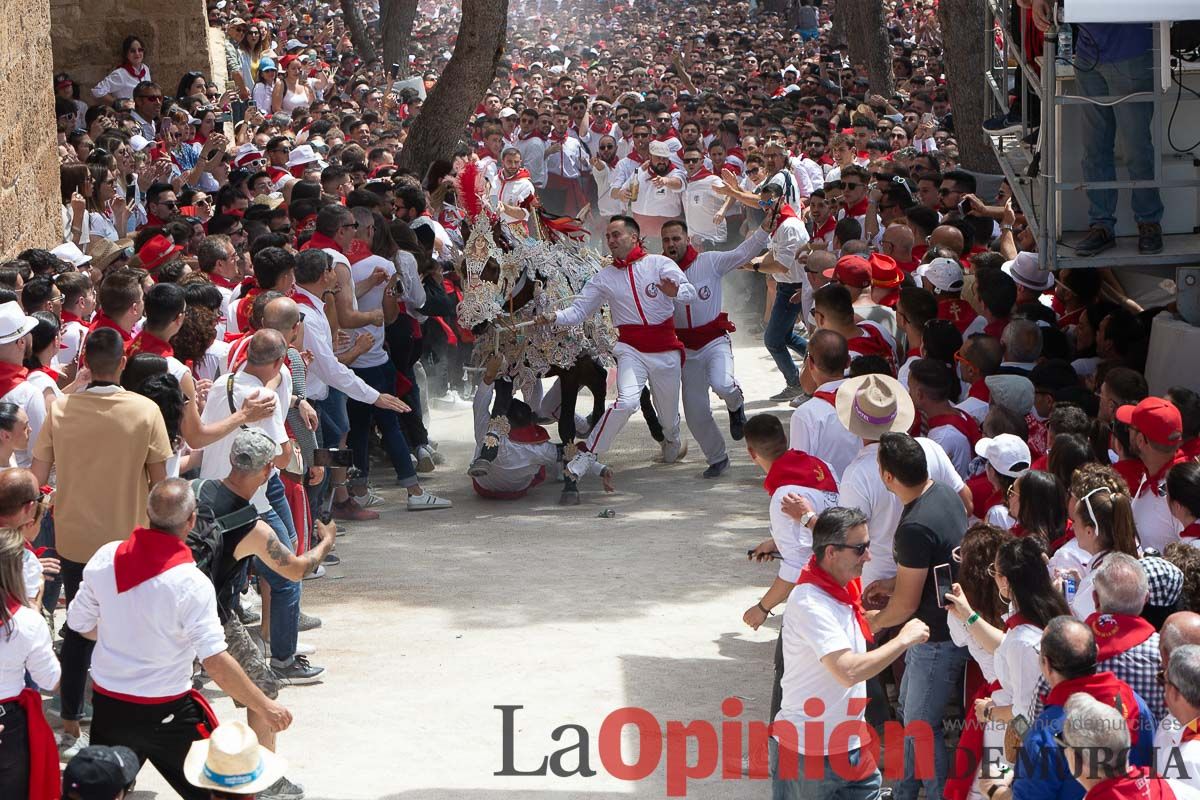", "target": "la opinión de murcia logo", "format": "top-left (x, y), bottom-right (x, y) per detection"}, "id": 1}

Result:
top-left (494, 701), bottom-right (1196, 797)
